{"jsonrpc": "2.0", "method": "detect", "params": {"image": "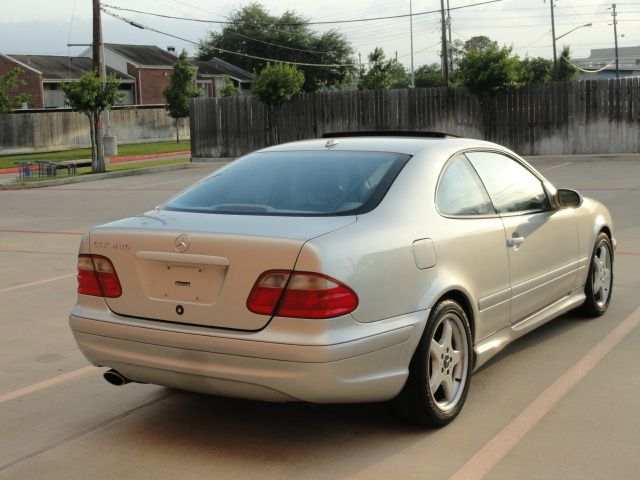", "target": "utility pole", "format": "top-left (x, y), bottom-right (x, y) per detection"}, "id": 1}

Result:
top-left (548, 0), bottom-right (558, 81)
top-left (611, 3), bottom-right (620, 78)
top-left (440, 0), bottom-right (449, 85)
top-left (358, 52), bottom-right (362, 72)
top-left (92, 0), bottom-right (105, 172)
top-left (446, 0), bottom-right (453, 73)
top-left (409, 0), bottom-right (415, 87)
